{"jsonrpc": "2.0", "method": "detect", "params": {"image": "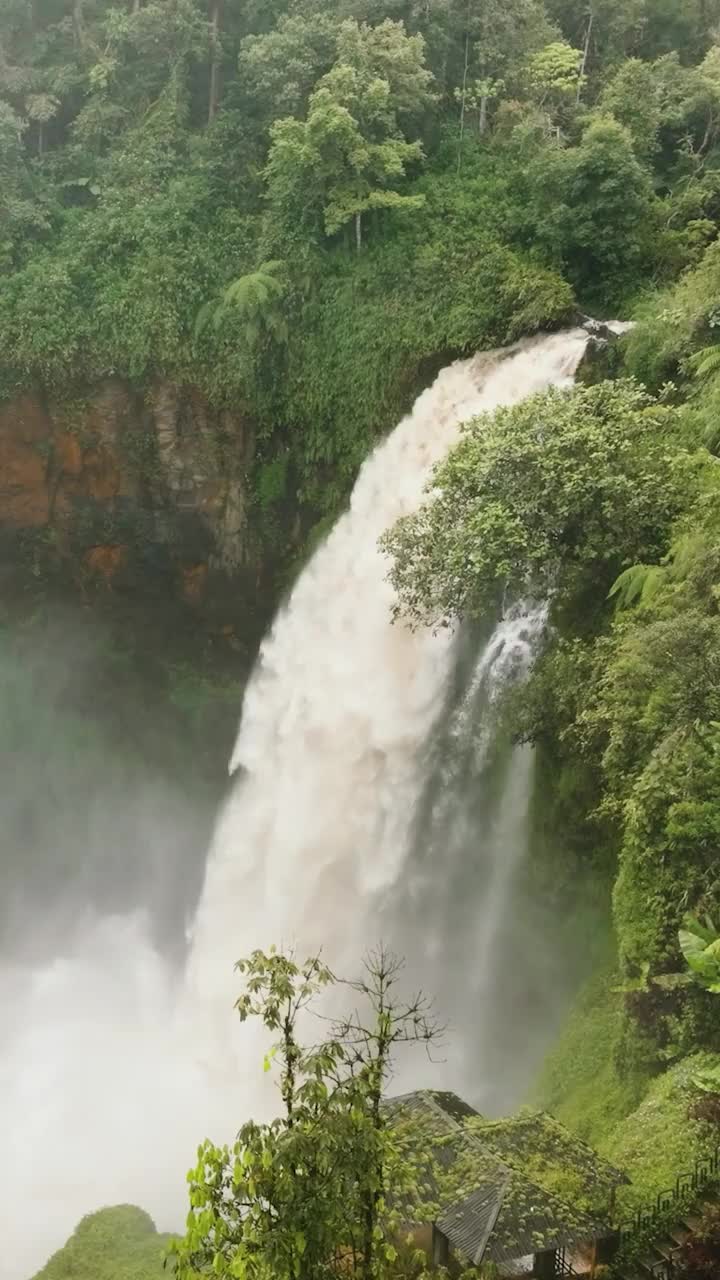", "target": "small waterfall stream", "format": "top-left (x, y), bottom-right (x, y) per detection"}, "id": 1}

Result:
top-left (0, 329), bottom-right (589, 1280)
top-left (383, 603), bottom-right (549, 1109)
